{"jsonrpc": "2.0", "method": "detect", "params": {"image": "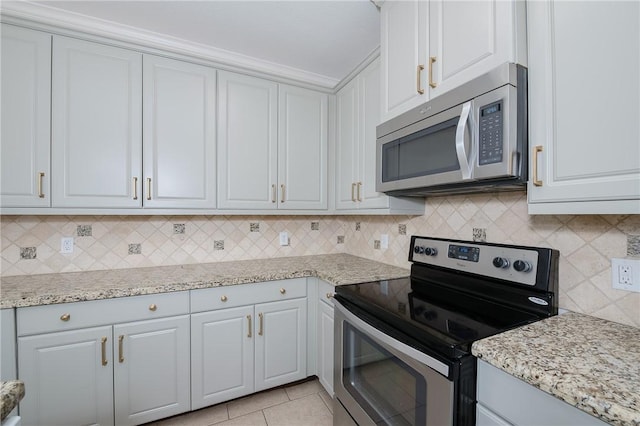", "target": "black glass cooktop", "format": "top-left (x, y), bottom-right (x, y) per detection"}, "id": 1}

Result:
top-left (335, 275), bottom-right (539, 359)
